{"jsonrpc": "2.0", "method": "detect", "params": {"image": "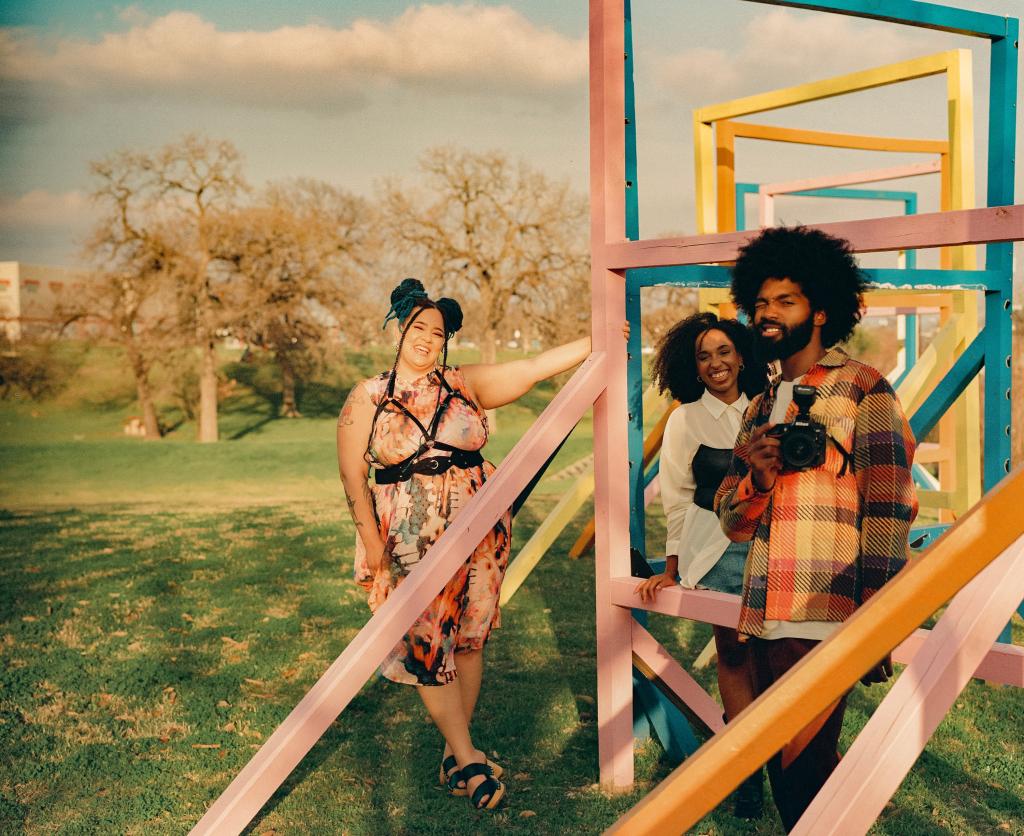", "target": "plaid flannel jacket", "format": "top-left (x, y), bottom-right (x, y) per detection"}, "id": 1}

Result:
top-left (714, 346), bottom-right (918, 638)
